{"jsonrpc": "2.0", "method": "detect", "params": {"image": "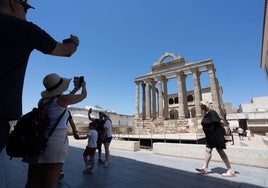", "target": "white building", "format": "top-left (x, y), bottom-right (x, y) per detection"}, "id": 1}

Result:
top-left (227, 96), bottom-right (268, 133)
top-left (67, 106), bottom-right (135, 134)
